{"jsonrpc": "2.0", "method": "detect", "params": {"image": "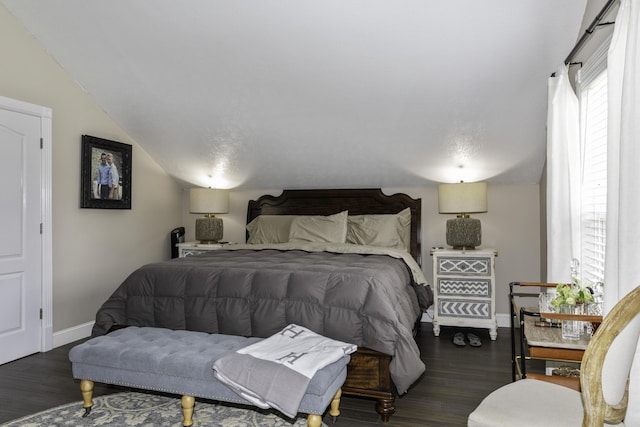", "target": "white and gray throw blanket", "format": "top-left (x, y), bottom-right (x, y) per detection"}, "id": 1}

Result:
top-left (212, 324), bottom-right (357, 418)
